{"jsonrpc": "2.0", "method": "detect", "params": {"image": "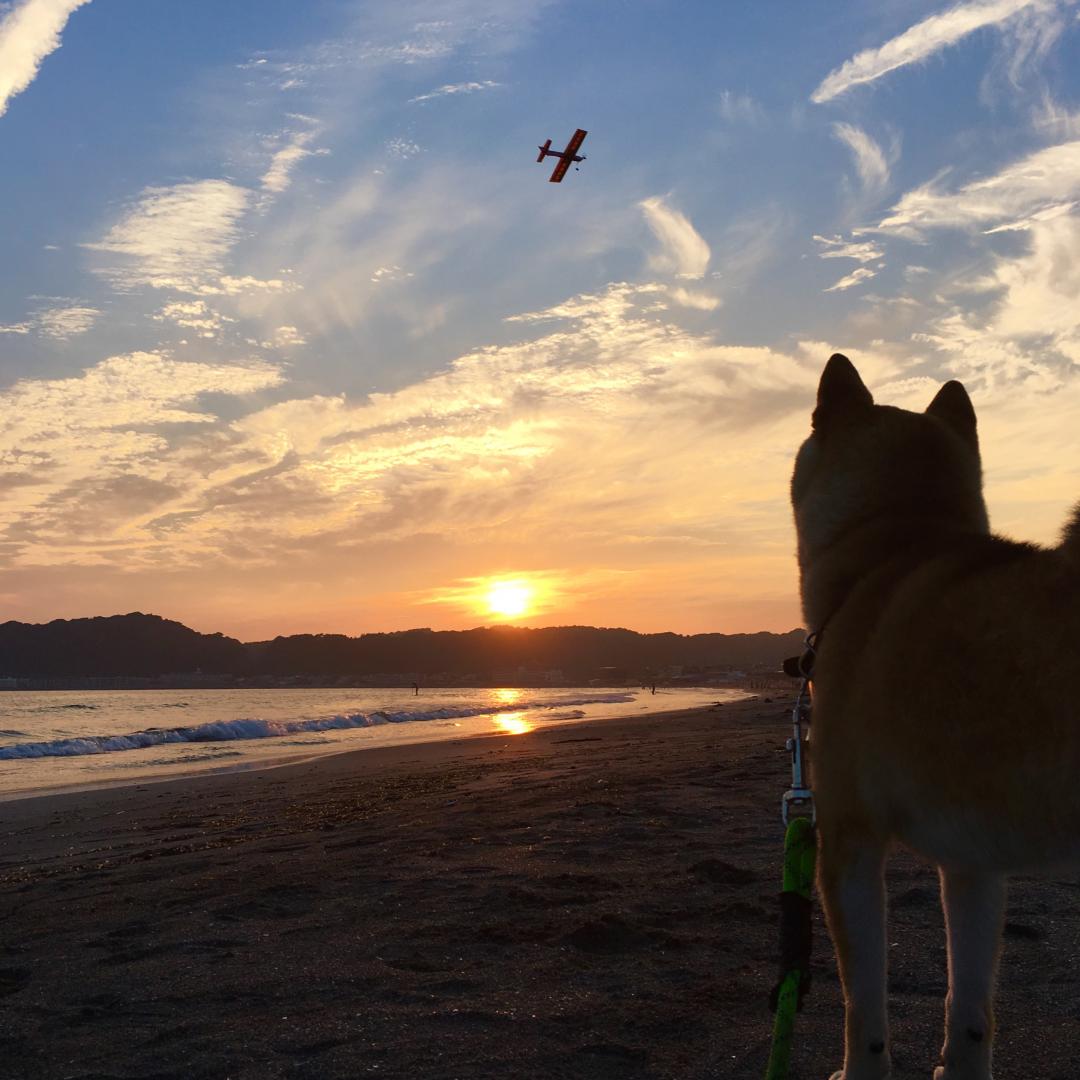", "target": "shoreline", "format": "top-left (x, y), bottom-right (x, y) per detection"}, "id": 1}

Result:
top-left (0, 702), bottom-right (723, 807)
